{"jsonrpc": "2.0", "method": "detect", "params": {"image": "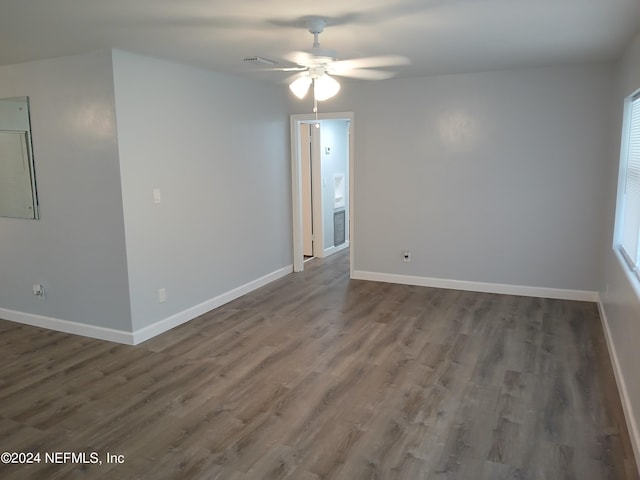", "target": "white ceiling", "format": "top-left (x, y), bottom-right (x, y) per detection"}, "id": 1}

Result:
top-left (1, 0), bottom-right (639, 83)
